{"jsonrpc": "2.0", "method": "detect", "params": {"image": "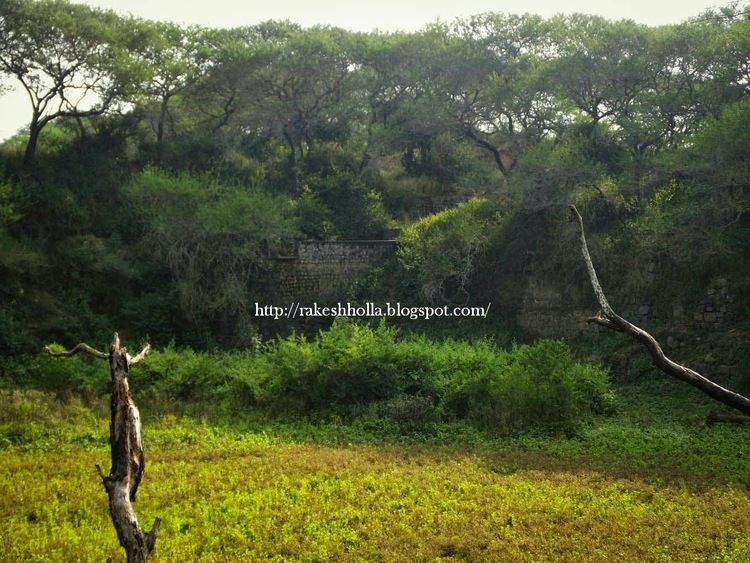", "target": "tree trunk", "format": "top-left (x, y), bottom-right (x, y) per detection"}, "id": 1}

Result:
top-left (463, 127), bottom-right (510, 180)
top-left (46, 334), bottom-right (160, 561)
top-left (569, 204), bottom-right (750, 417)
top-left (23, 120), bottom-right (41, 166)
top-left (283, 126), bottom-right (296, 166)
top-left (100, 333), bottom-right (159, 562)
top-left (707, 412), bottom-right (750, 425)
top-left (156, 97), bottom-right (169, 147)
